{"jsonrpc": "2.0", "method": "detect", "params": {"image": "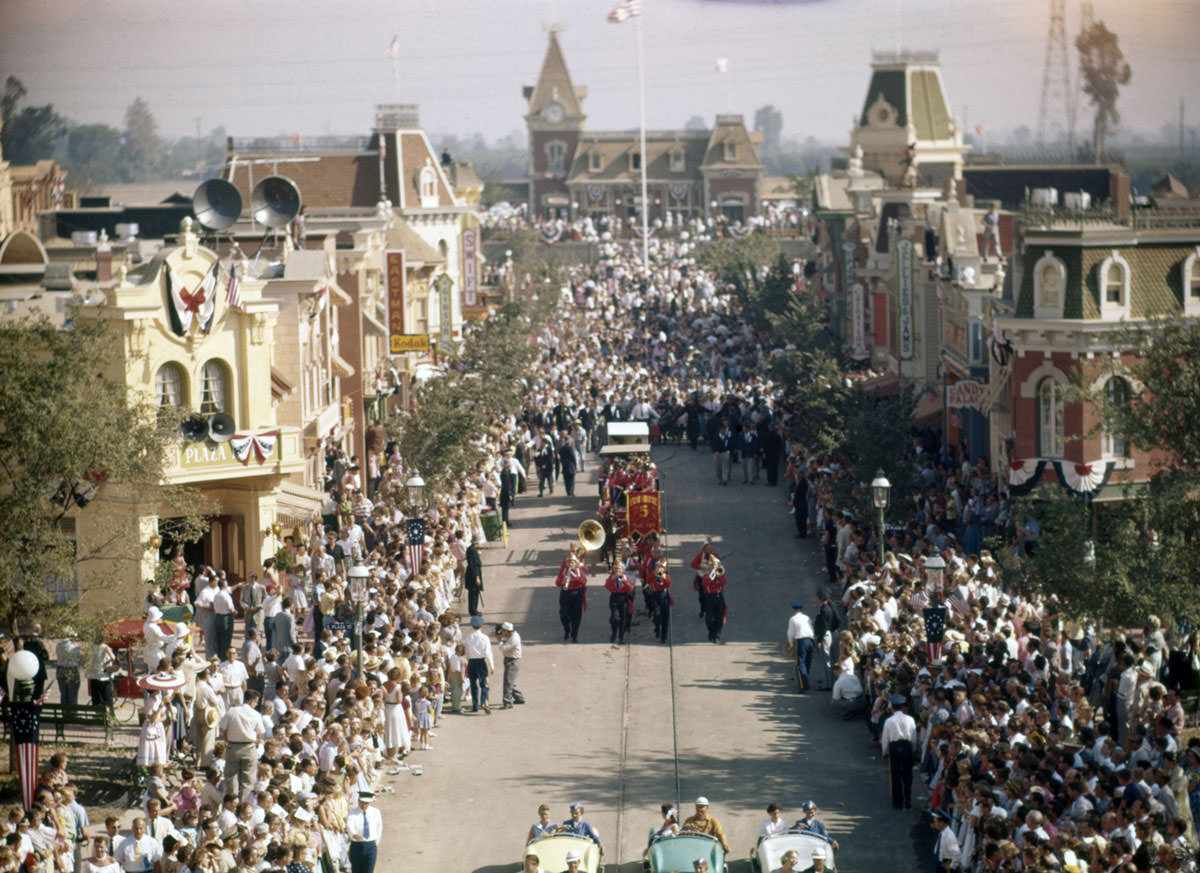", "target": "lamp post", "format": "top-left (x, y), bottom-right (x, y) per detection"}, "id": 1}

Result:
top-left (870, 469), bottom-right (892, 567)
top-left (7, 649), bottom-right (42, 810)
top-left (405, 474), bottom-right (426, 510)
top-left (347, 563), bottom-right (371, 677)
top-left (922, 554), bottom-right (946, 604)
